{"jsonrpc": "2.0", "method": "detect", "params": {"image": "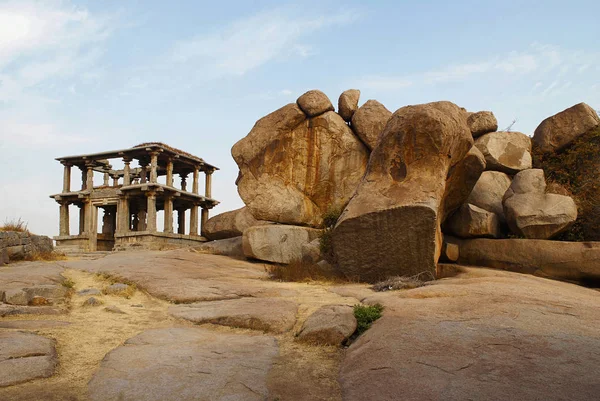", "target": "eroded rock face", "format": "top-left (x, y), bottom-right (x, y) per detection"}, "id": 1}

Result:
top-left (475, 131), bottom-right (532, 174)
top-left (446, 203), bottom-right (501, 239)
top-left (196, 236), bottom-right (245, 258)
top-left (503, 169), bottom-right (546, 201)
top-left (533, 102), bottom-right (600, 153)
top-left (232, 104), bottom-right (369, 227)
top-left (169, 298), bottom-right (297, 333)
top-left (296, 89), bottom-right (334, 117)
top-left (467, 171), bottom-right (512, 217)
top-left (296, 305), bottom-right (357, 346)
top-left (203, 207), bottom-right (266, 240)
top-left (441, 146), bottom-right (486, 221)
top-left (332, 101), bottom-right (473, 282)
top-left (504, 193), bottom-right (577, 239)
top-left (350, 99), bottom-right (392, 150)
top-left (243, 225), bottom-right (322, 264)
top-left (338, 89), bottom-right (360, 122)
top-left (88, 328), bottom-right (278, 401)
top-left (0, 332), bottom-right (57, 387)
top-left (467, 111), bottom-right (498, 137)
